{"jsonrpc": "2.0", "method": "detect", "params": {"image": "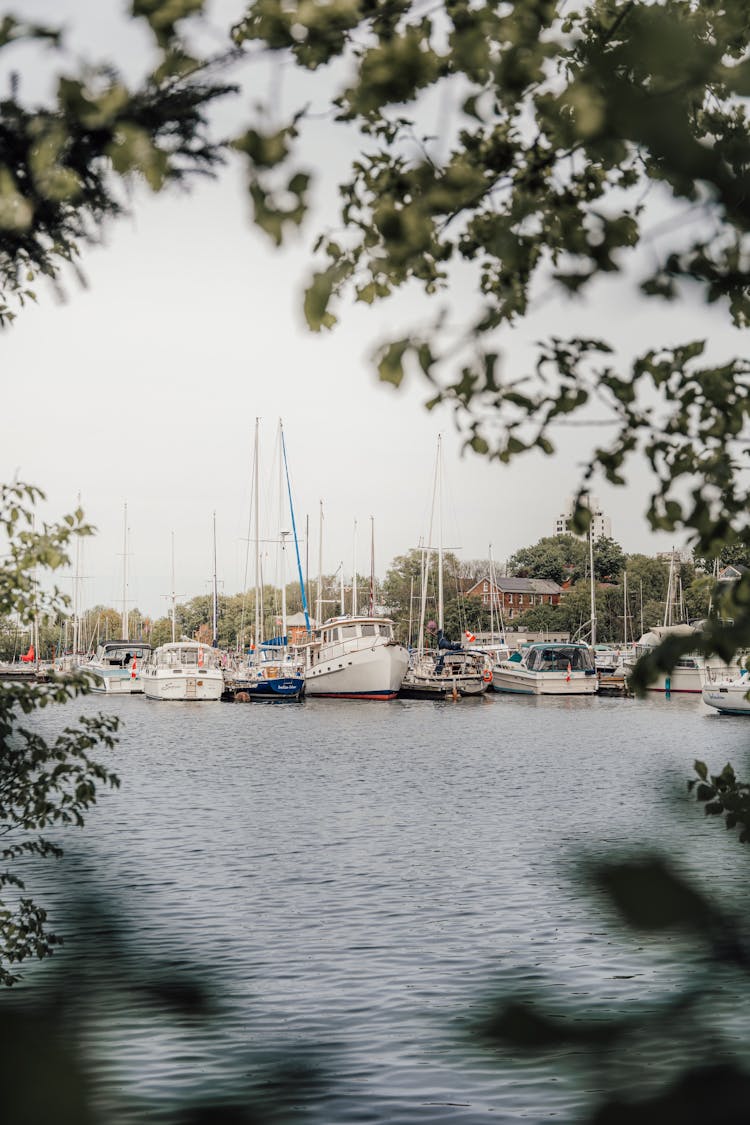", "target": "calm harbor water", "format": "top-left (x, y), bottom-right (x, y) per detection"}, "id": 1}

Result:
top-left (14, 692), bottom-right (750, 1121)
